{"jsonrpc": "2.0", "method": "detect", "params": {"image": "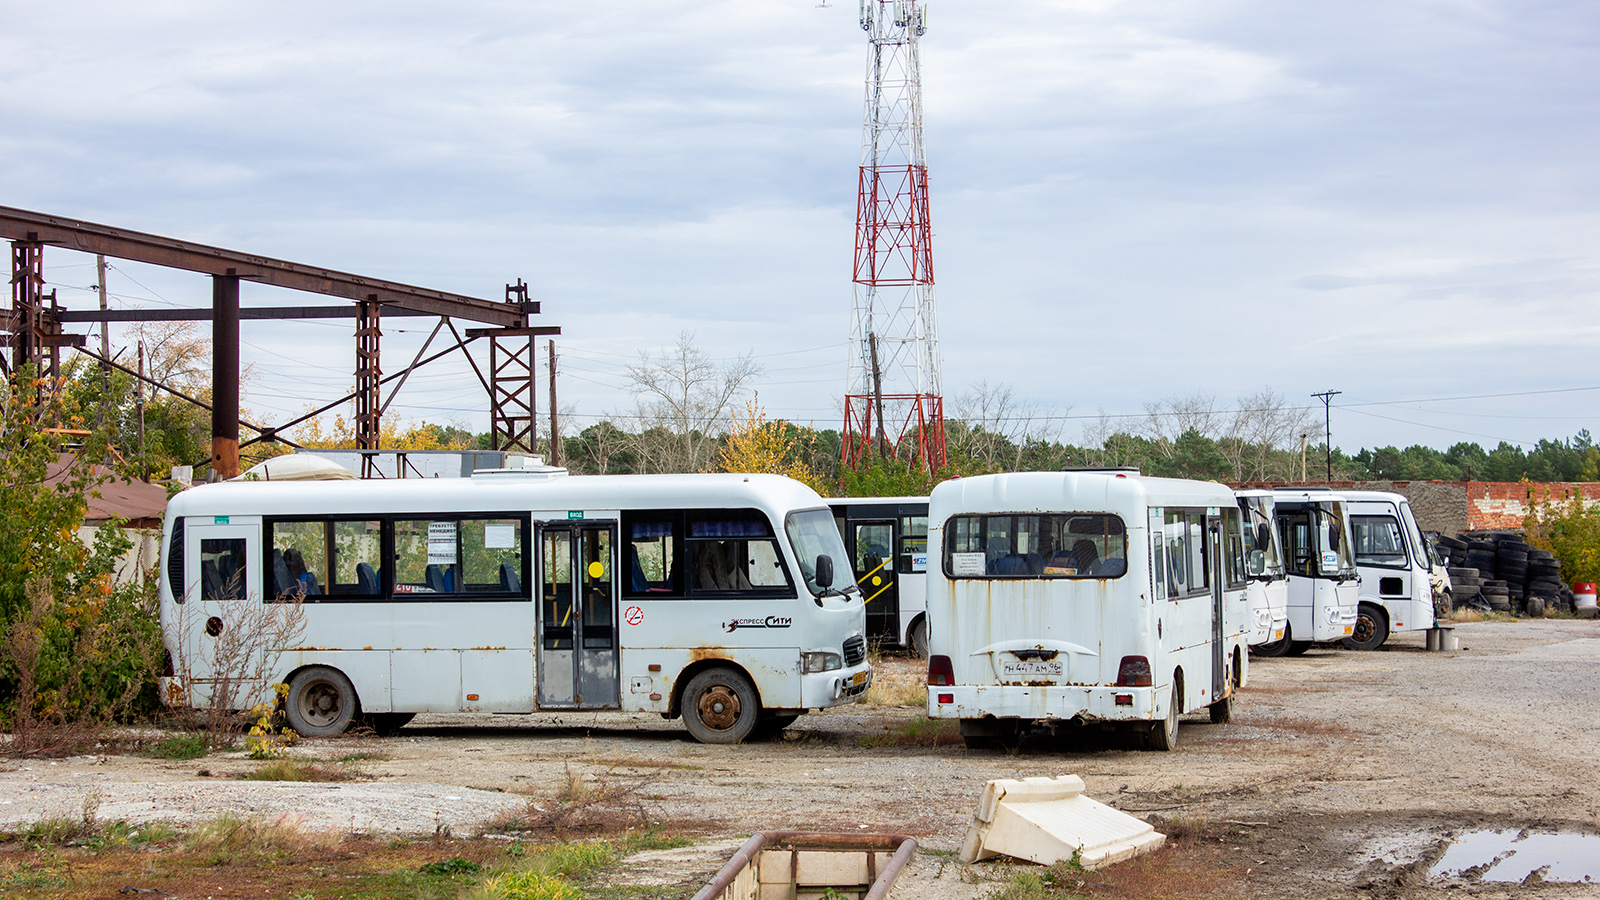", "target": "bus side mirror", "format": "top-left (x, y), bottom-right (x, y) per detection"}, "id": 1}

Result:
top-left (1247, 550), bottom-right (1266, 577)
top-left (815, 554), bottom-right (835, 590)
